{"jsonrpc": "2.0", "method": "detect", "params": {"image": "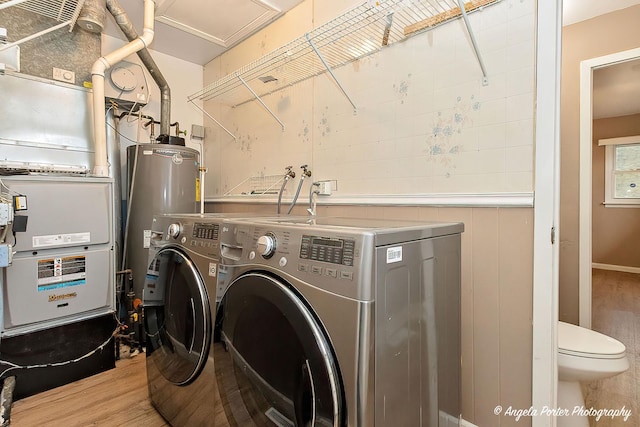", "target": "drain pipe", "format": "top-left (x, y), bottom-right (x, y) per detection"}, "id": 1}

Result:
top-left (92, 0), bottom-right (156, 177)
top-left (106, 0), bottom-right (171, 138)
